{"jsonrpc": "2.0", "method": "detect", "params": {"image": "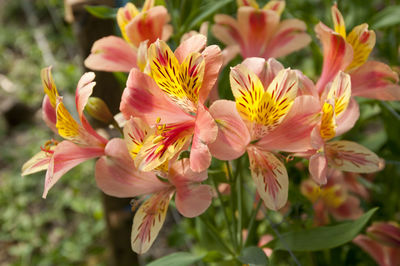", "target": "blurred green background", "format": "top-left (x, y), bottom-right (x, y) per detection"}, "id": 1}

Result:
top-left (0, 0), bottom-right (399, 265)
